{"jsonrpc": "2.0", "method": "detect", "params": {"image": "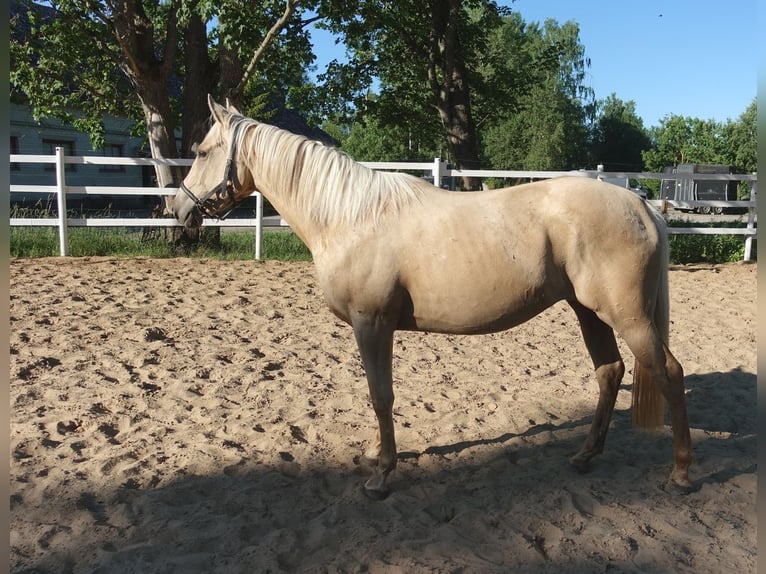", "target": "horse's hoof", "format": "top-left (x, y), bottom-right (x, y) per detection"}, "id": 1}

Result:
top-left (362, 484), bottom-right (390, 501)
top-left (569, 457), bottom-right (590, 474)
top-left (665, 478), bottom-right (695, 495)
